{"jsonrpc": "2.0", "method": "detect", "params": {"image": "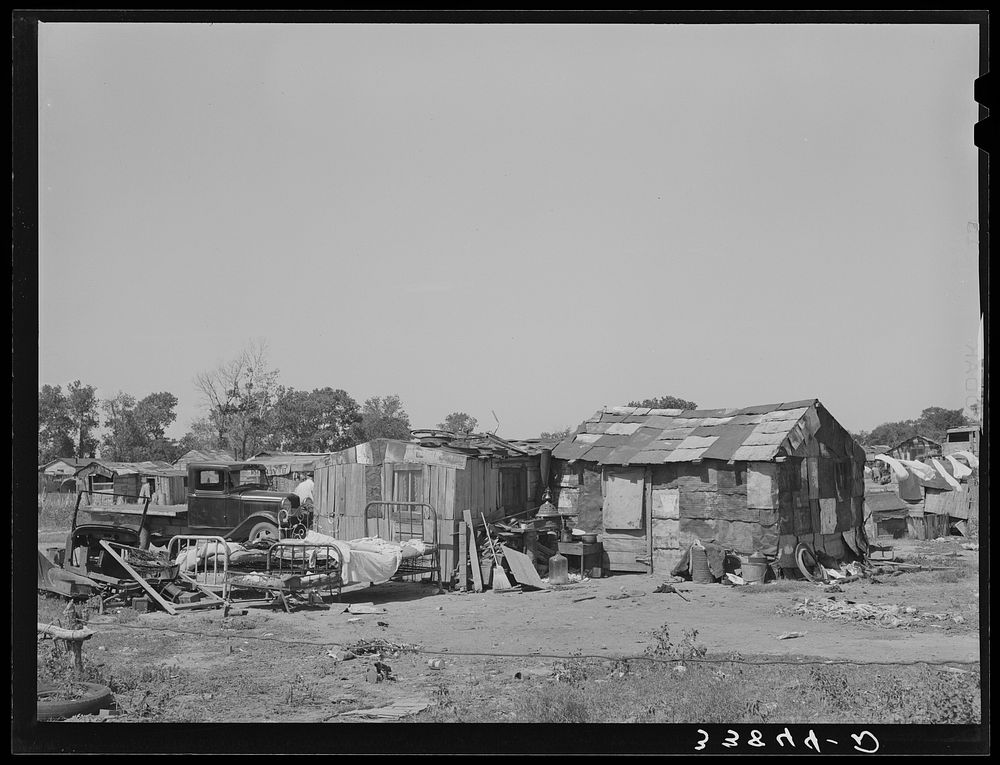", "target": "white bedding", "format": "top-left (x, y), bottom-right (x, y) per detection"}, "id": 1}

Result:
top-left (175, 531), bottom-right (429, 585)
